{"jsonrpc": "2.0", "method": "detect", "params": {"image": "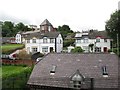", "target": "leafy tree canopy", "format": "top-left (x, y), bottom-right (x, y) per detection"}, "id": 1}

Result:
top-left (57, 25), bottom-right (73, 39)
top-left (2, 21), bottom-right (14, 37)
top-left (105, 10), bottom-right (120, 44)
top-left (71, 47), bottom-right (84, 53)
top-left (2, 21), bottom-right (32, 37)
